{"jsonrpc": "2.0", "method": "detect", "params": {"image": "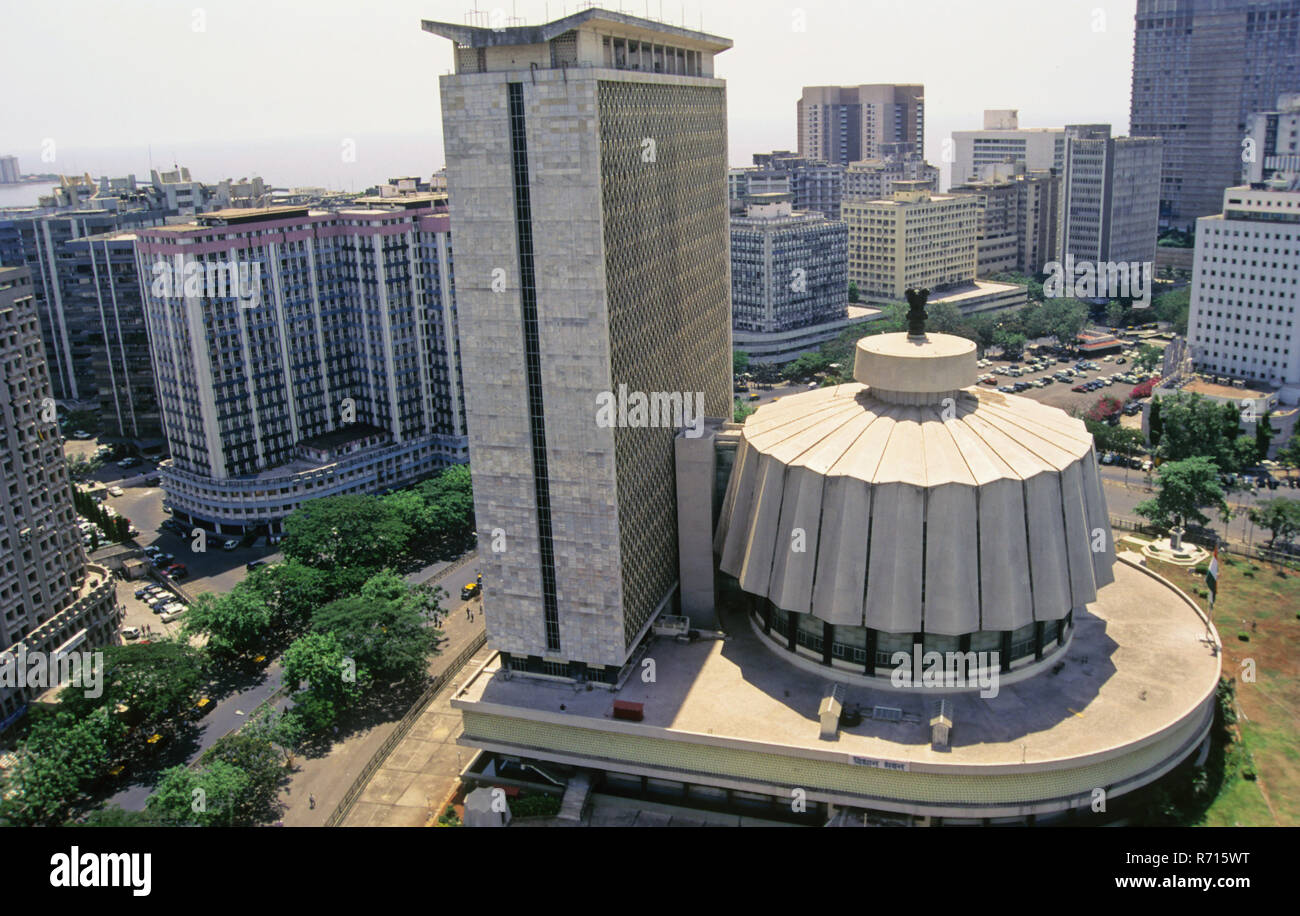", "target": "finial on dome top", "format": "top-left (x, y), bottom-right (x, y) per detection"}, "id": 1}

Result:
top-left (905, 287), bottom-right (930, 340)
